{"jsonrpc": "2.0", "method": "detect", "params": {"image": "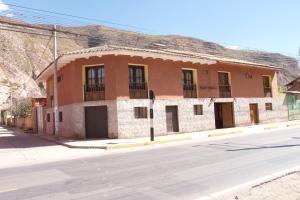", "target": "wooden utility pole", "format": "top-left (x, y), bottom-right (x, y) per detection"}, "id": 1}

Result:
top-left (53, 25), bottom-right (59, 136)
